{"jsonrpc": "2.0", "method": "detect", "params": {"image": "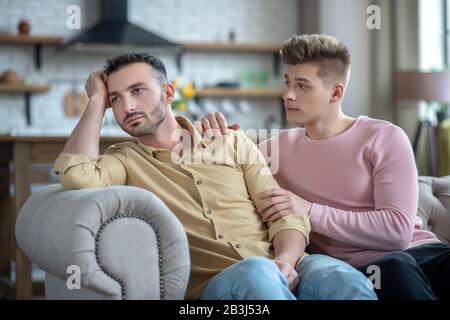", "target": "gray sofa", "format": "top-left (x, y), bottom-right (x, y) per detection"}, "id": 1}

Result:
top-left (15, 176), bottom-right (450, 300)
top-left (15, 185), bottom-right (190, 300)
